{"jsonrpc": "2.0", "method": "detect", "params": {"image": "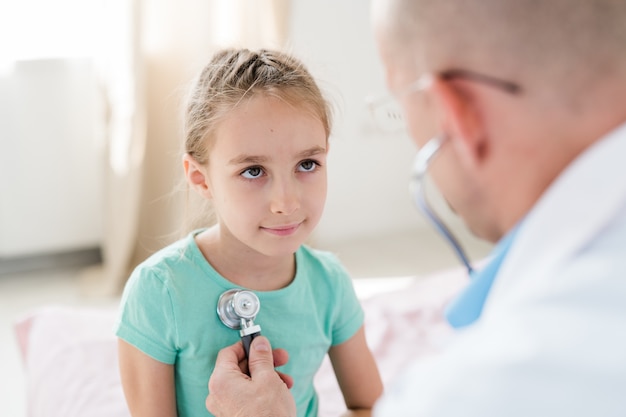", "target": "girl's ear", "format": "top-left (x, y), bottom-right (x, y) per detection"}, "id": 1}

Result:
top-left (183, 153), bottom-right (212, 199)
top-left (429, 76), bottom-right (489, 166)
